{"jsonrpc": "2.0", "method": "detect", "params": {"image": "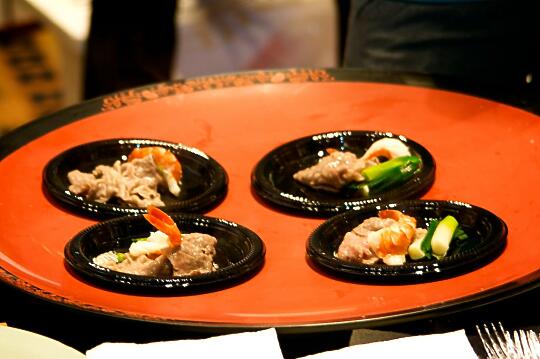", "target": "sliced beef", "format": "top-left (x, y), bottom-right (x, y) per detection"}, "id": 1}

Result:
top-left (68, 155), bottom-right (165, 207)
top-left (167, 233), bottom-right (217, 276)
top-left (293, 151), bottom-right (377, 192)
